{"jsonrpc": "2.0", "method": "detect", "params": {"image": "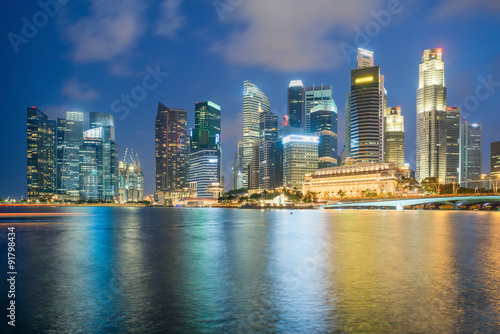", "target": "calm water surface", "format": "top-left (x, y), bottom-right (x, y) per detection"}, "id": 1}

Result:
top-left (1, 207), bottom-right (500, 333)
